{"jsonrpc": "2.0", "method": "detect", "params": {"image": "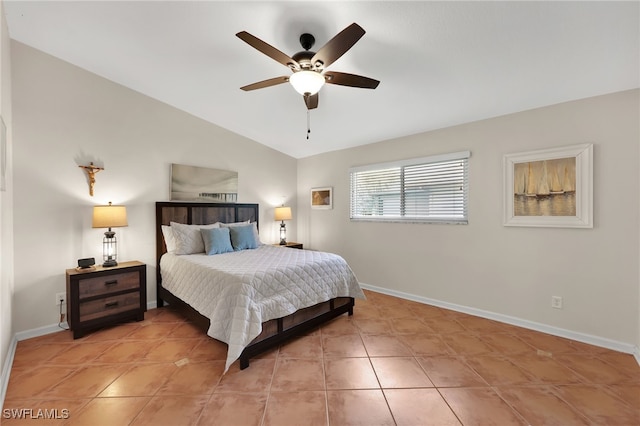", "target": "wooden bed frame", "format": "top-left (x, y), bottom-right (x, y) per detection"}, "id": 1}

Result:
top-left (155, 201), bottom-right (355, 369)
